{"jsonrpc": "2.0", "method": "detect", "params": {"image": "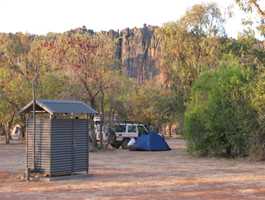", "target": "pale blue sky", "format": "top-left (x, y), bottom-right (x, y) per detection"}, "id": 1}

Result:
top-left (0, 0), bottom-right (261, 37)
